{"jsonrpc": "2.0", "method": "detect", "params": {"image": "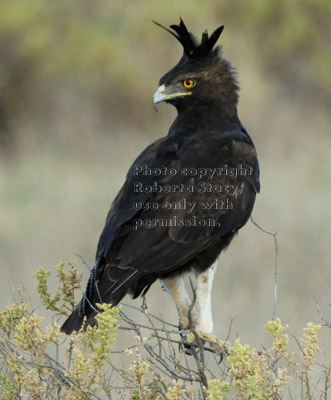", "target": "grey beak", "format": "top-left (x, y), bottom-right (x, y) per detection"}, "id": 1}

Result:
top-left (152, 84), bottom-right (166, 111)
